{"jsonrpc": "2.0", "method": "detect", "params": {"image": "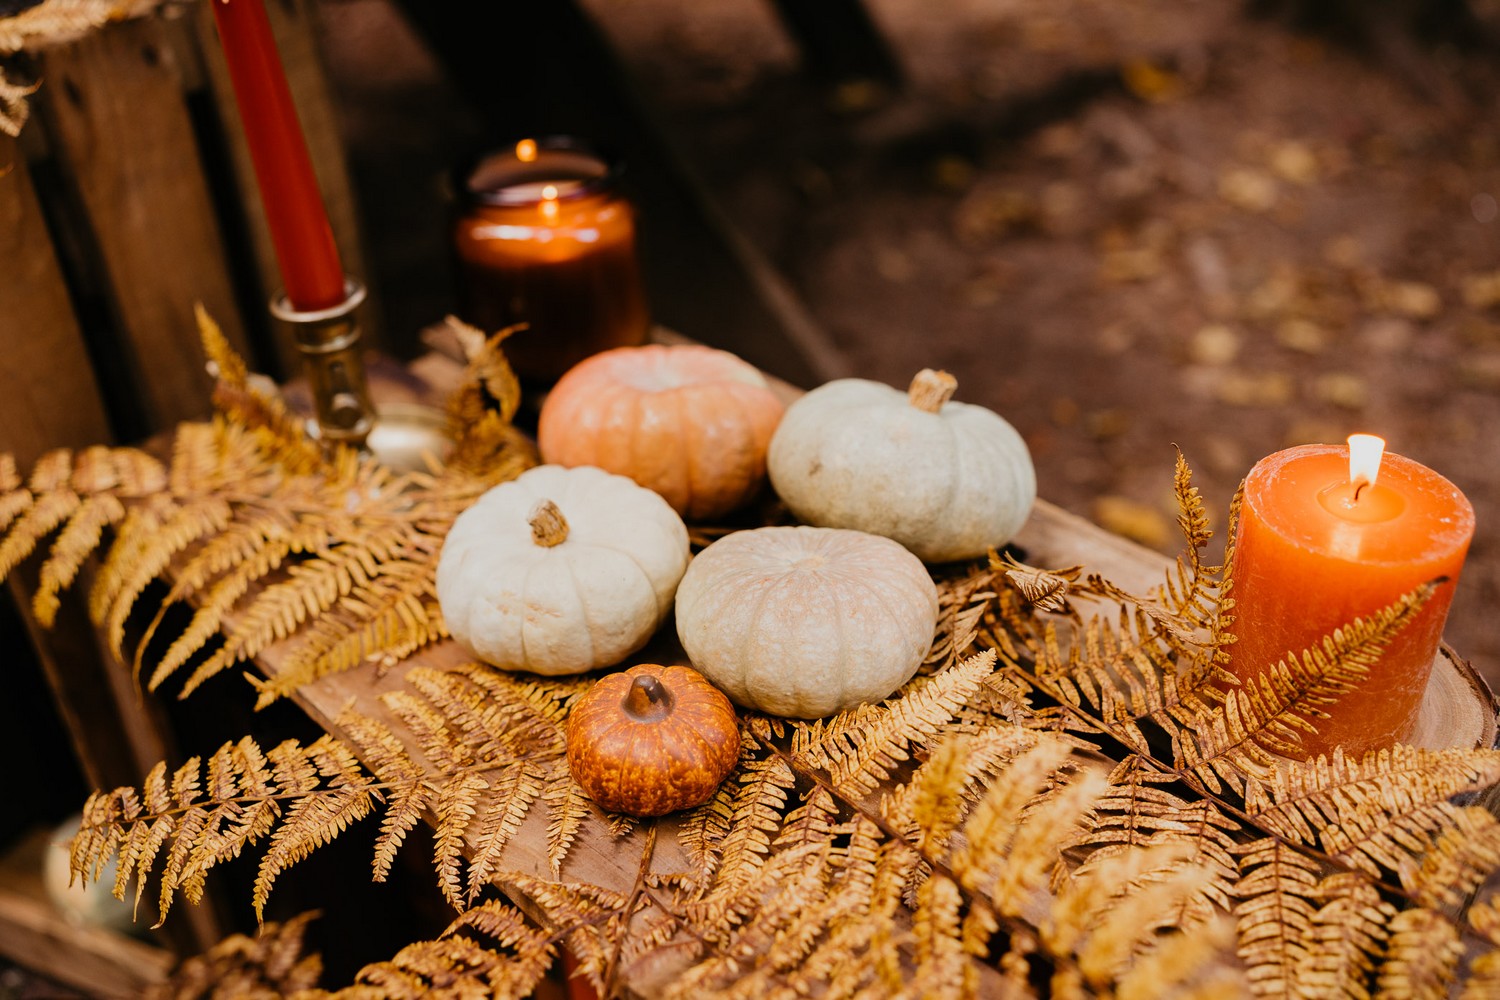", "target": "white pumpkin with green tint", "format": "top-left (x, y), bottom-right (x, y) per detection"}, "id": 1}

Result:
top-left (675, 525), bottom-right (938, 718)
top-left (437, 465), bottom-right (690, 675)
top-left (767, 369), bottom-right (1036, 562)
